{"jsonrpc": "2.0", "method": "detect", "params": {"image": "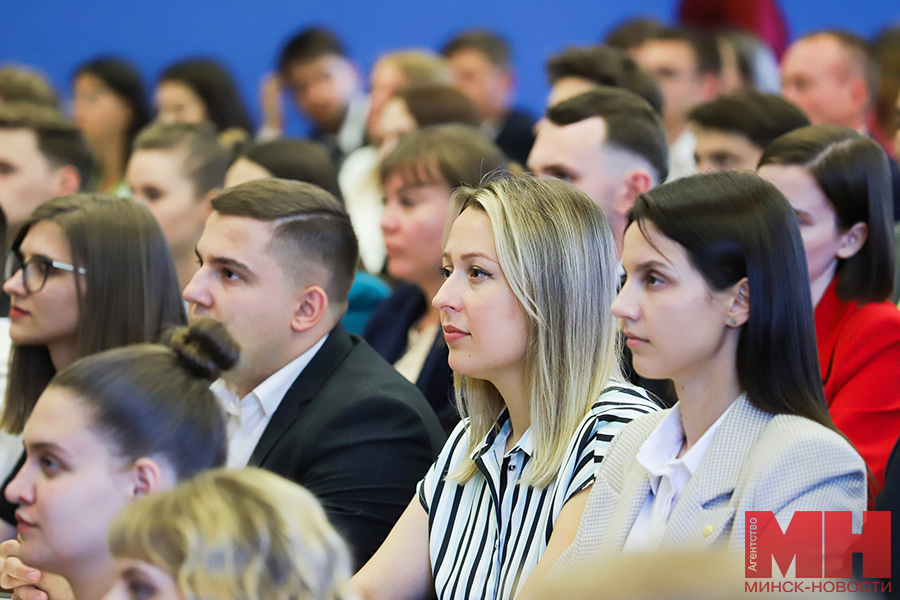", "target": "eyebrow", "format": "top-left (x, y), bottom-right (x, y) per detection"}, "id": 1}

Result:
top-left (25, 441), bottom-right (71, 459)
top-left (196, 248), bottom-right (255, 276)
top-left (443, 251), bottom-right (499, 264)
top-left (626, 259), bottom-right (674, 275)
